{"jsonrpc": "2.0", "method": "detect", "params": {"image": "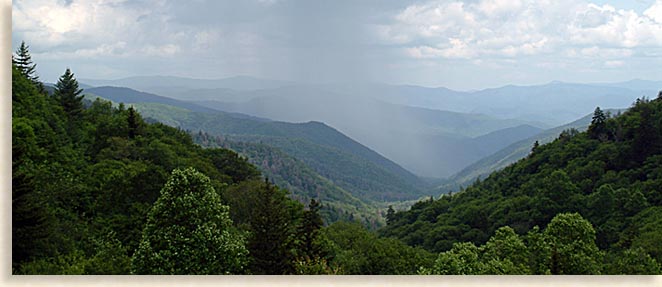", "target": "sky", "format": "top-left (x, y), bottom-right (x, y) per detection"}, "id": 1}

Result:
top-left (11, 0), bottom-right (662, 90)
